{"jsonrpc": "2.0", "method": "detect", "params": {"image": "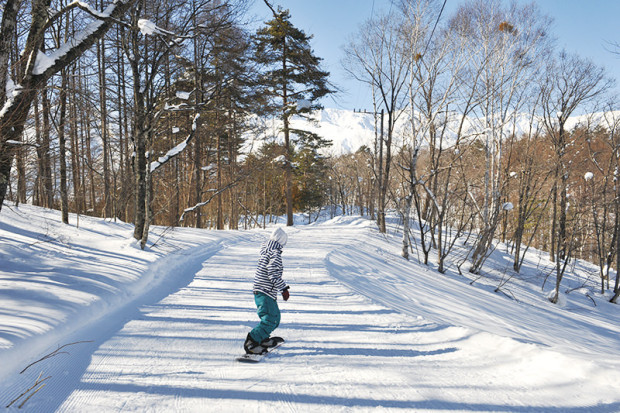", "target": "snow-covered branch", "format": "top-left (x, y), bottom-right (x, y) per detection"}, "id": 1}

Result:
top-left (4, 140), bottom-right (39, 148)
top-left (31, 0), bottom-right (136, 80)
top-left (48, 1), bottom-right (119, 23)
top-left (179, 182), bottom-right (237, 223)
top-left (149, 113), bottom-right (200, 173)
